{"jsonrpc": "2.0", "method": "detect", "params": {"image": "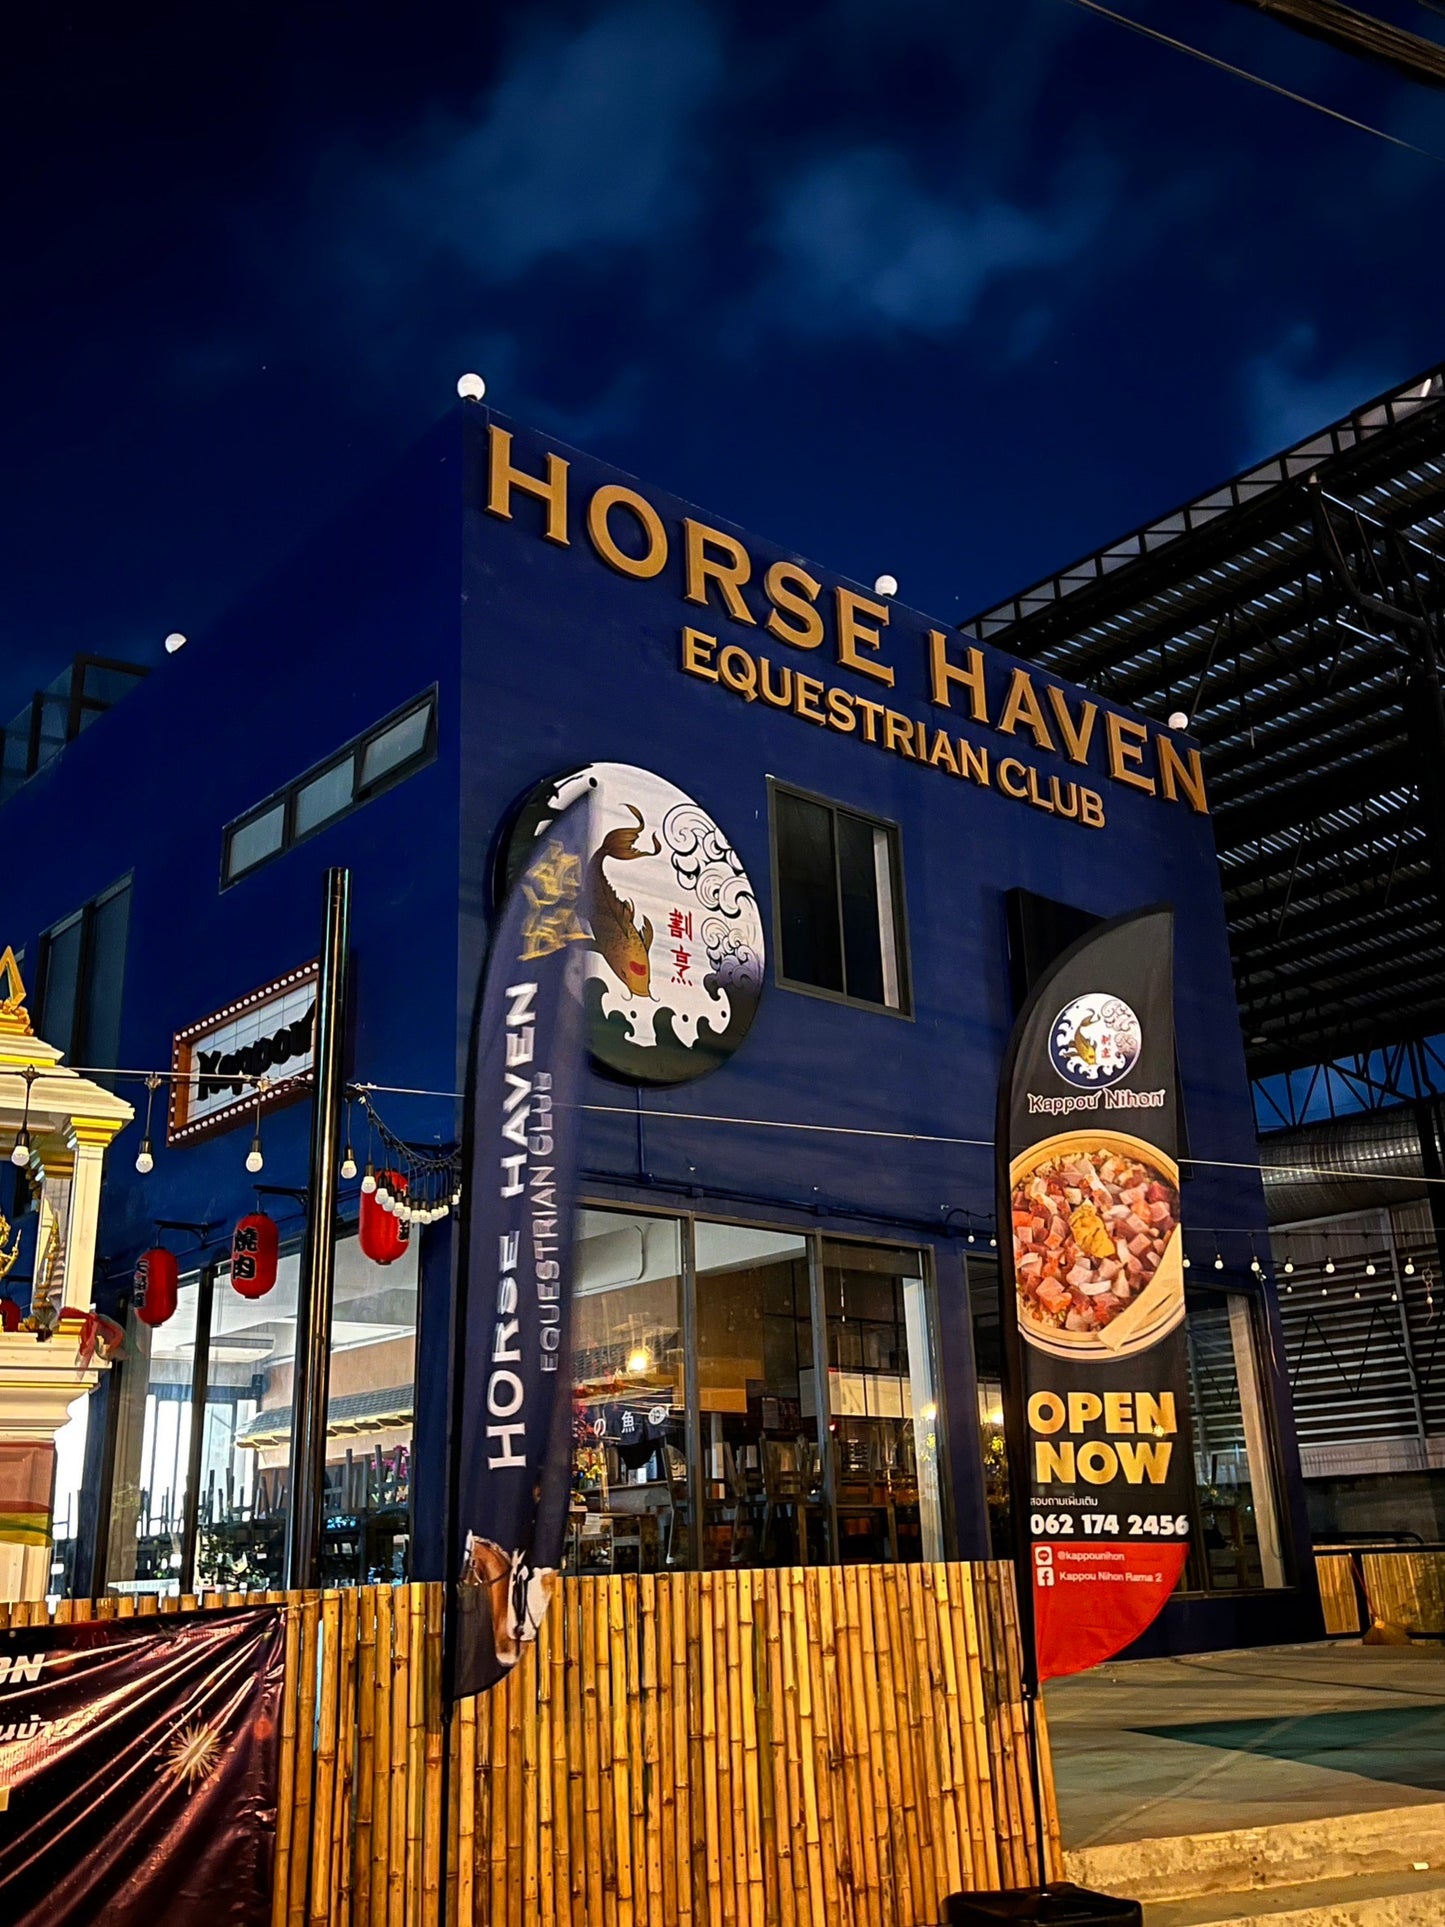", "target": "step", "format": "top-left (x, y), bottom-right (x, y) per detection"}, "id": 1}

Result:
top-left (1064, 1801), bottom-right (1445, 1902)
top-left (1145, 1863), bottom-right (1445, 1926)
